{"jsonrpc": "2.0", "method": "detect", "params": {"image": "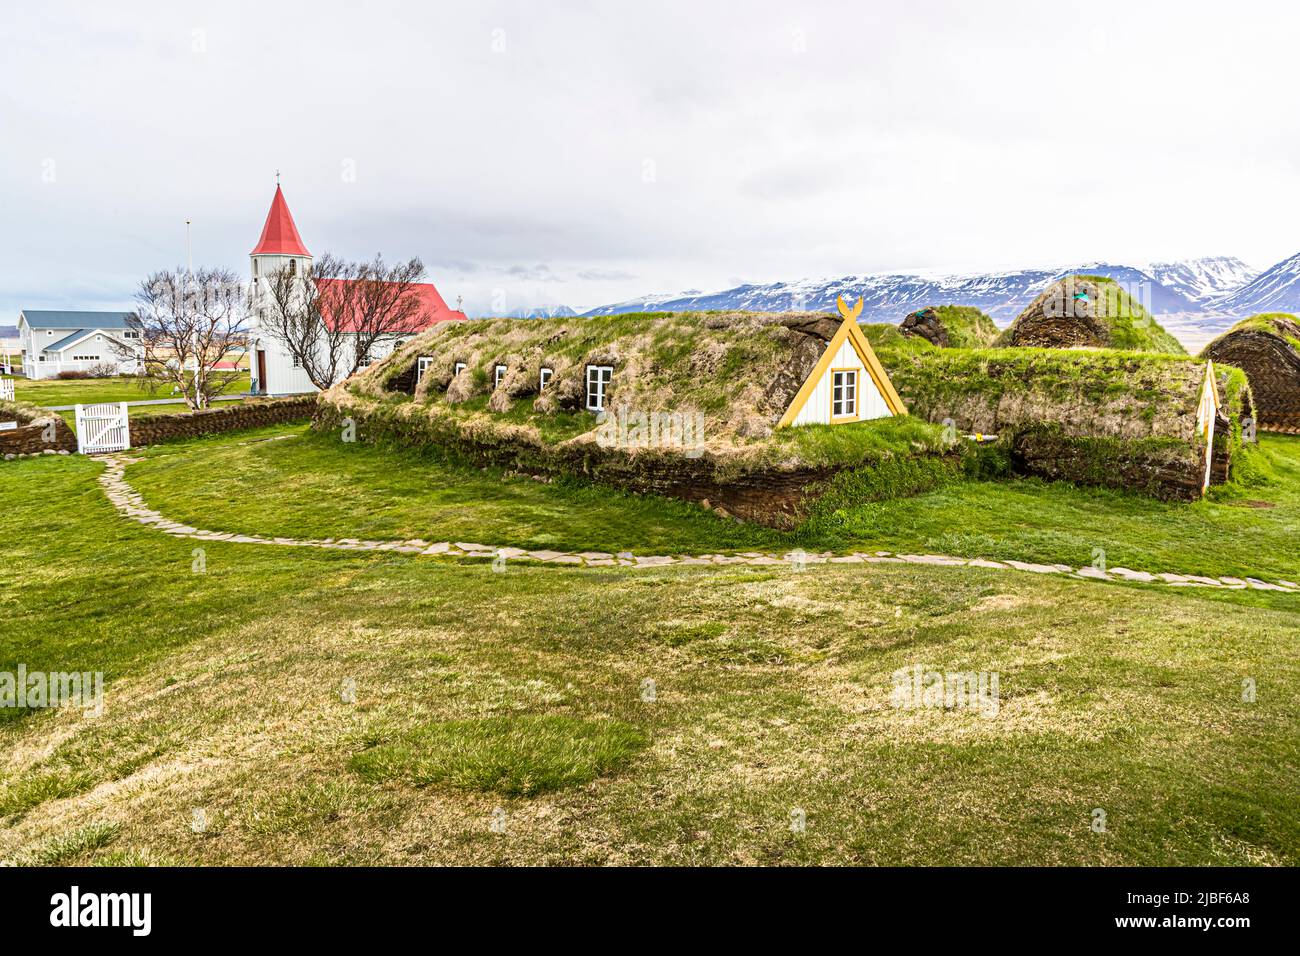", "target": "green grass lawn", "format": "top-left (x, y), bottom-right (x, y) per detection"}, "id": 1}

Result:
top-left (125, 423), bottom-right (1300, 582)
top-left (10, 373), bottom-right (249, 409)
top-left (1, 451), bottom-right (1296, 865)
top-left (127, 424), bottom-right (783, 554)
